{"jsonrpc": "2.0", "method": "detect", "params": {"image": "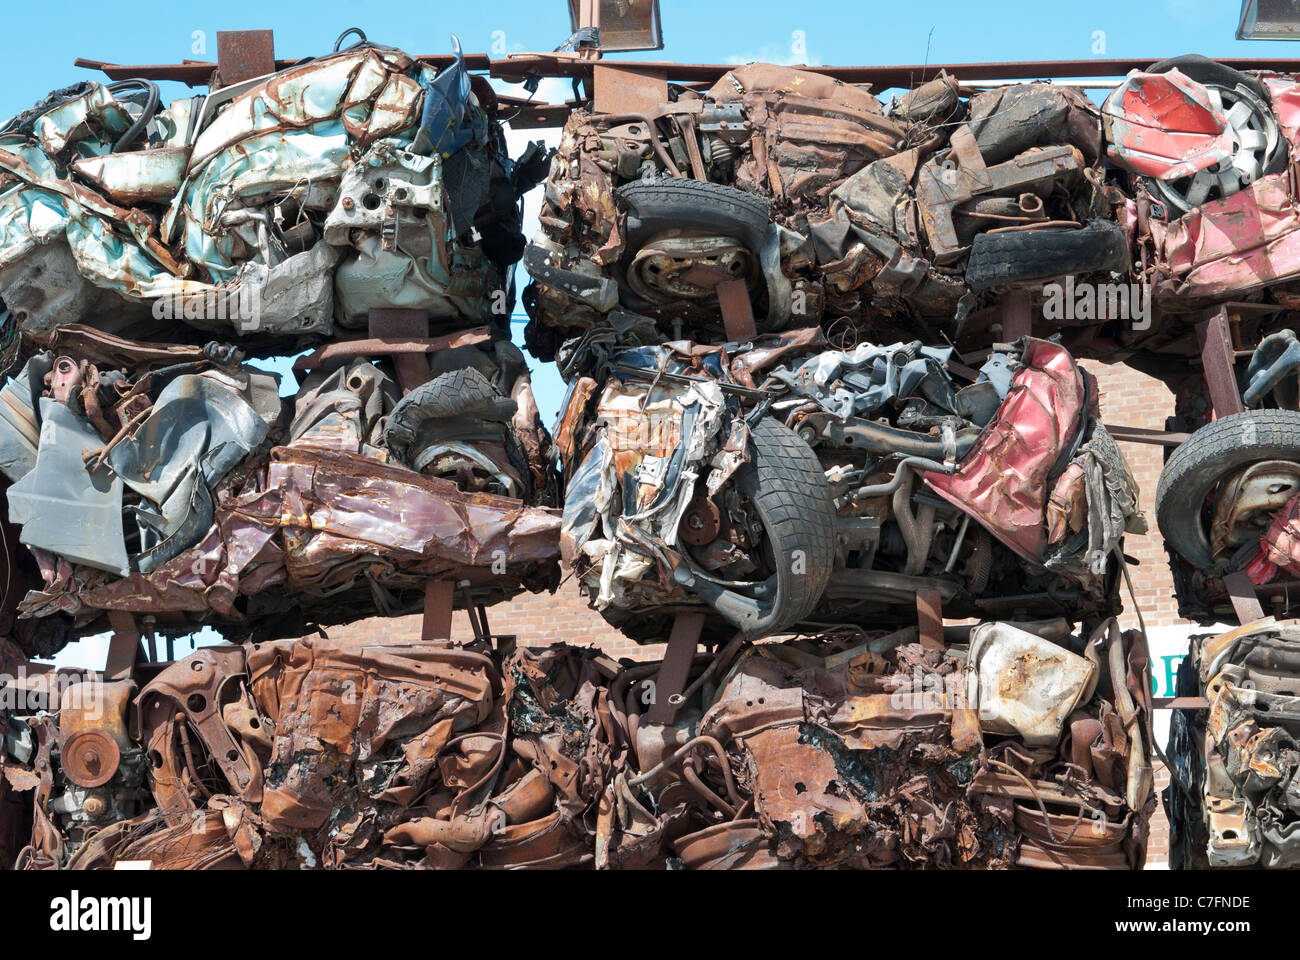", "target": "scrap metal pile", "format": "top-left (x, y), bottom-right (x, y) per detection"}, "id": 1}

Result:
top-left (31, 35), bottom-right (1300, 869)
top-left (0, 41), bottom-right (562, 658)
top-left (523, 56), bottom-right (1300, 364)
top-left (0, 617), bottom-right (1154, 870)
